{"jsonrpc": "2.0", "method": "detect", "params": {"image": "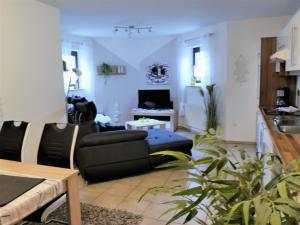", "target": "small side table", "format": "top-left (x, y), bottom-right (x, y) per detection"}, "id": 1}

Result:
top-left (125, 119), bottom-right (166, 130)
